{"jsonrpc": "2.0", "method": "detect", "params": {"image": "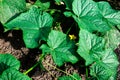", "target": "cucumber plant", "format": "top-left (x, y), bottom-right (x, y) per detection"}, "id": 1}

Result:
top-left (0, 0), bottom-right (120, 80)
